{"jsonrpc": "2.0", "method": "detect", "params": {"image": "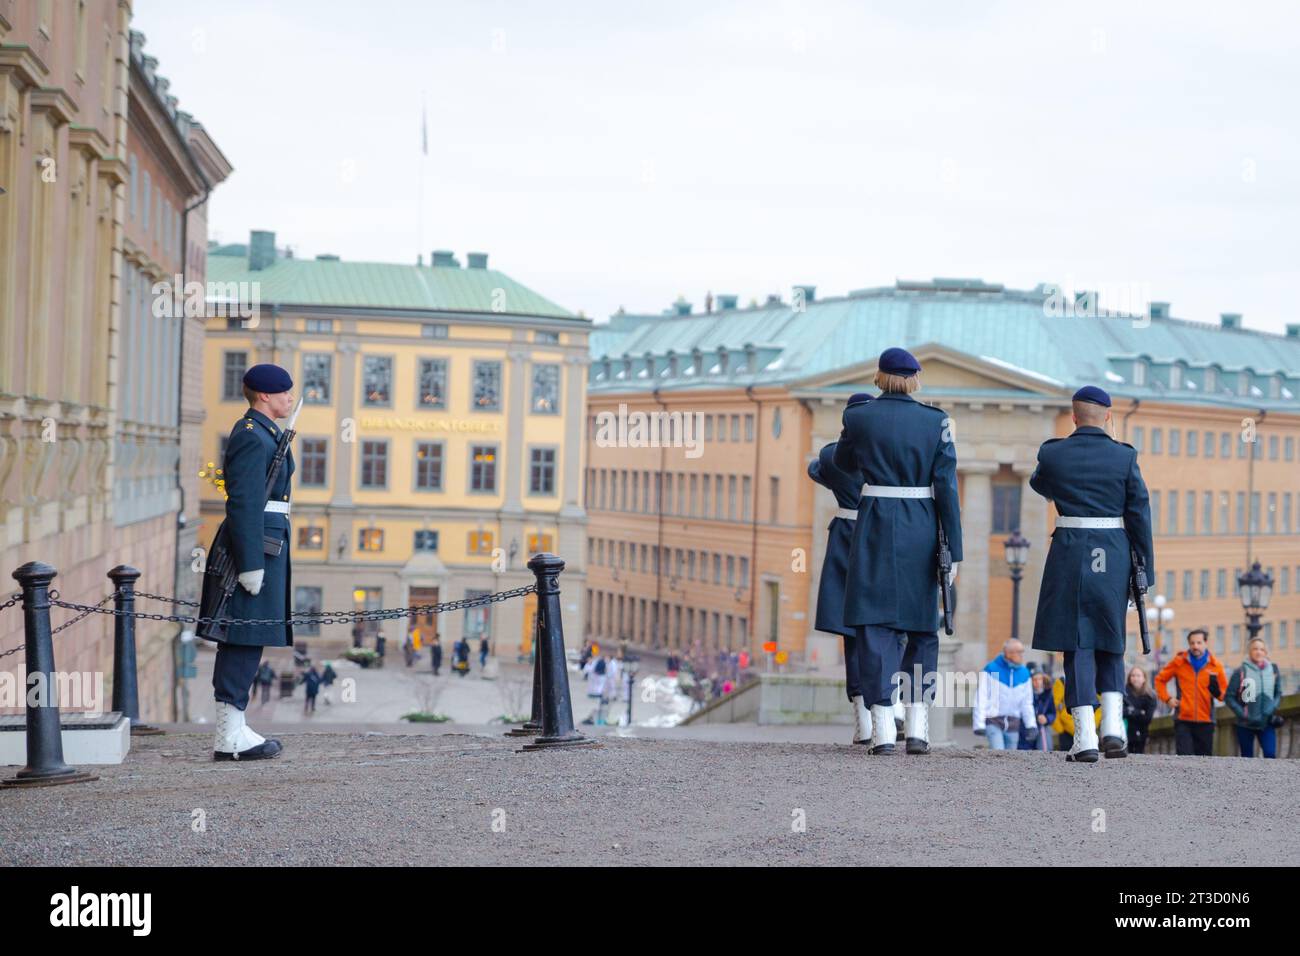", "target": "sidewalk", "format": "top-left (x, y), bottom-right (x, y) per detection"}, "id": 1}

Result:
top-left (3, 731), bottom-right (1295, 866)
